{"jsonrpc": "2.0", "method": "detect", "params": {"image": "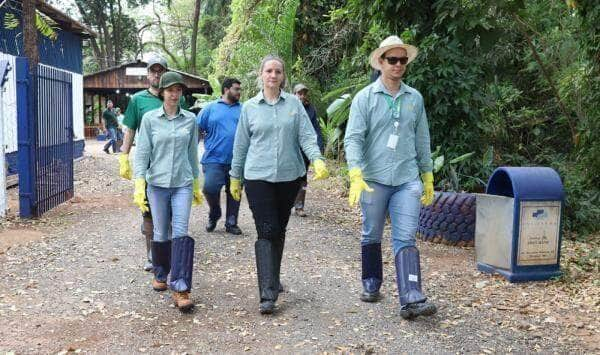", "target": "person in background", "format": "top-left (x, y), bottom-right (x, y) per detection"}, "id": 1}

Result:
top-left (102, 100), bottom-right (120, 154)
top-left (197, 78), bottom-right (243, 235)
top-left (292, 83), bottom-right (324, 217)
top-left (229, 55), bottom-right (330, 314)
top-left (344, 35), bottom-right (437, 319)
top-left (133, 72), bottom-right (202, 312)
